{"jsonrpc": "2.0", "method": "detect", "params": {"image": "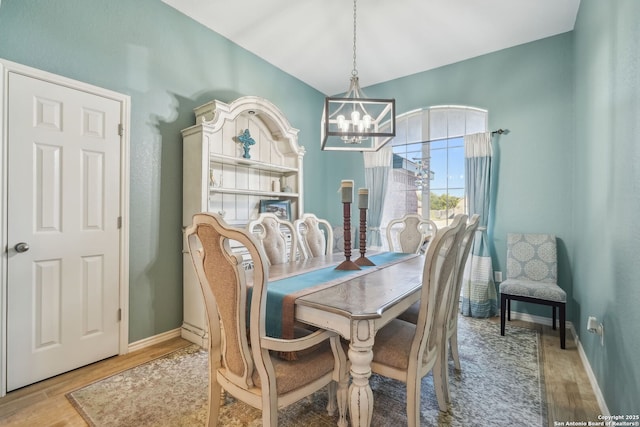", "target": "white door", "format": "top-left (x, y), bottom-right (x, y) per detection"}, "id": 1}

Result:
top-left (6, 72), bottom-right (122, 391)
